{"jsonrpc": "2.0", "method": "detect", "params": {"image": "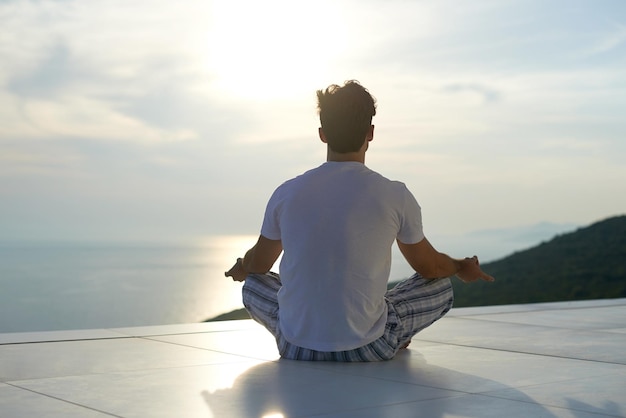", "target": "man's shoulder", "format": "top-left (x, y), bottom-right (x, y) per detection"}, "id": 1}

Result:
top-left (365, 167), bottom-right (409, 189)
top-left (271, 165), bottom-right (321, 195)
